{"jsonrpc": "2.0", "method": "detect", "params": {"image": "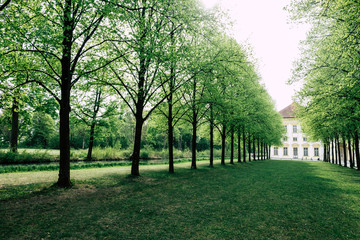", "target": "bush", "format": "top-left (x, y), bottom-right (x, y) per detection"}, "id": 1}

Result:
top-left (0, 150), bottom-right (54, 164)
